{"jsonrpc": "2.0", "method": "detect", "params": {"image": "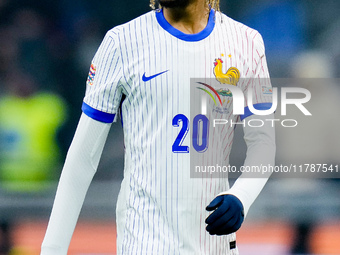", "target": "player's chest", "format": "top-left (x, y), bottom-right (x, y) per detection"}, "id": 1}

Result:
top-left (123, 42), bottom-right (248, 91)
